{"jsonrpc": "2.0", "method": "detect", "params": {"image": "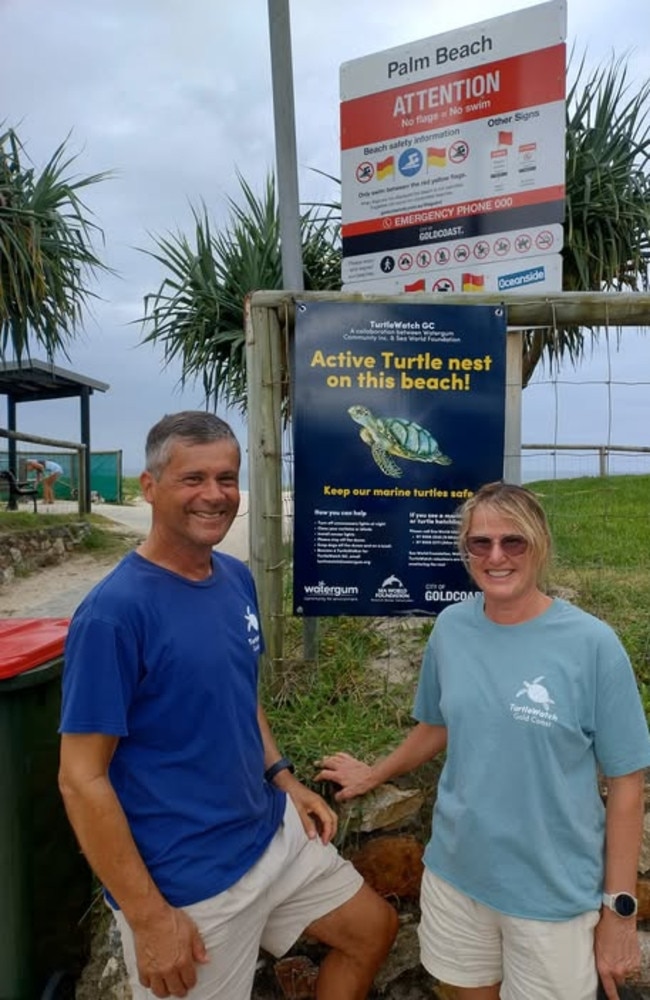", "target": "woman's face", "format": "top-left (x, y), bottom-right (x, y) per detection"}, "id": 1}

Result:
top-left (465, 504), bottom-right (541, 612)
